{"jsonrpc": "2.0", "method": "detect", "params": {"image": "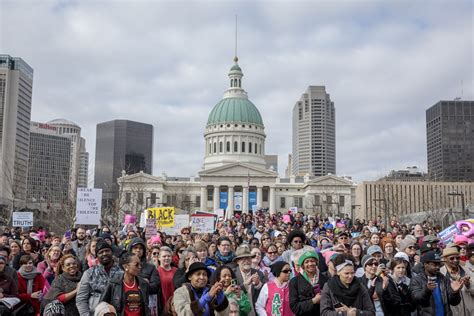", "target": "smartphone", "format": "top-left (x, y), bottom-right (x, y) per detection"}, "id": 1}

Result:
top-left (231, 279), bottom-right (237, 286)
top-left (313, 284), bottom-right (321, 294)
top-left (64, 230), bottom-right (71, 239)
top-left (334, 302), bottom-right (343, 308)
